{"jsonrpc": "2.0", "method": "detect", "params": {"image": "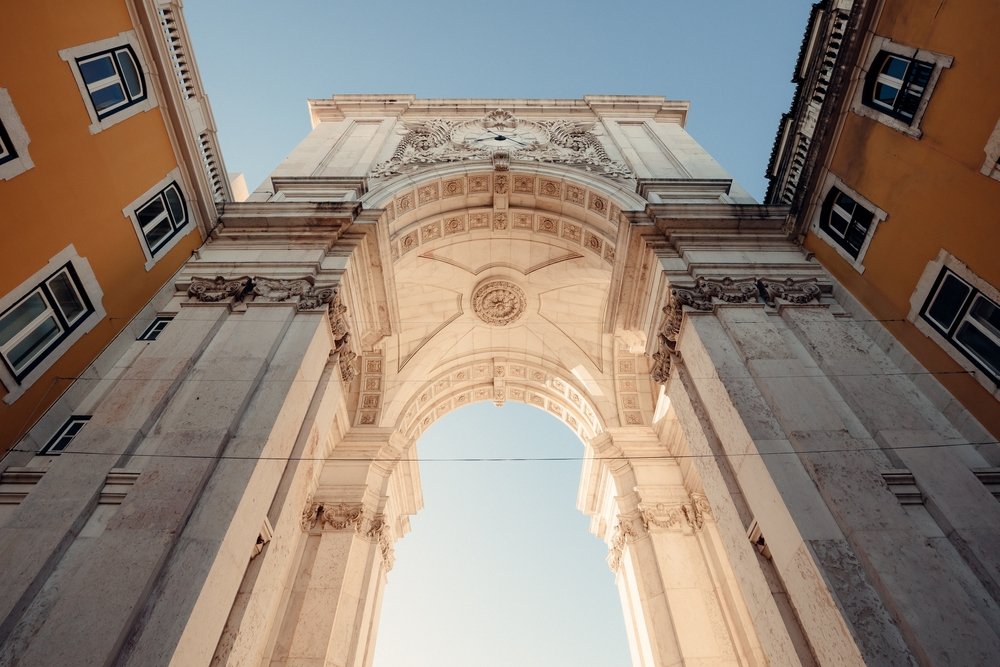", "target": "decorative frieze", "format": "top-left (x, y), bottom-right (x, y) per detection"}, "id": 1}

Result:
top-left (370, 109), bottom-right (632, 179)
top-left (301, 501), bottom-right (364, 532)
top-left (650, 276), bottom-right (822, 382)
top-left (301, 501), bottom-right (396, 570)
top-left (187, 275), bottom-right (336, 311)
top-left (639, 494), bottom-right (712, 532)
top-left (187, 275), bottom-right (253, 303)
